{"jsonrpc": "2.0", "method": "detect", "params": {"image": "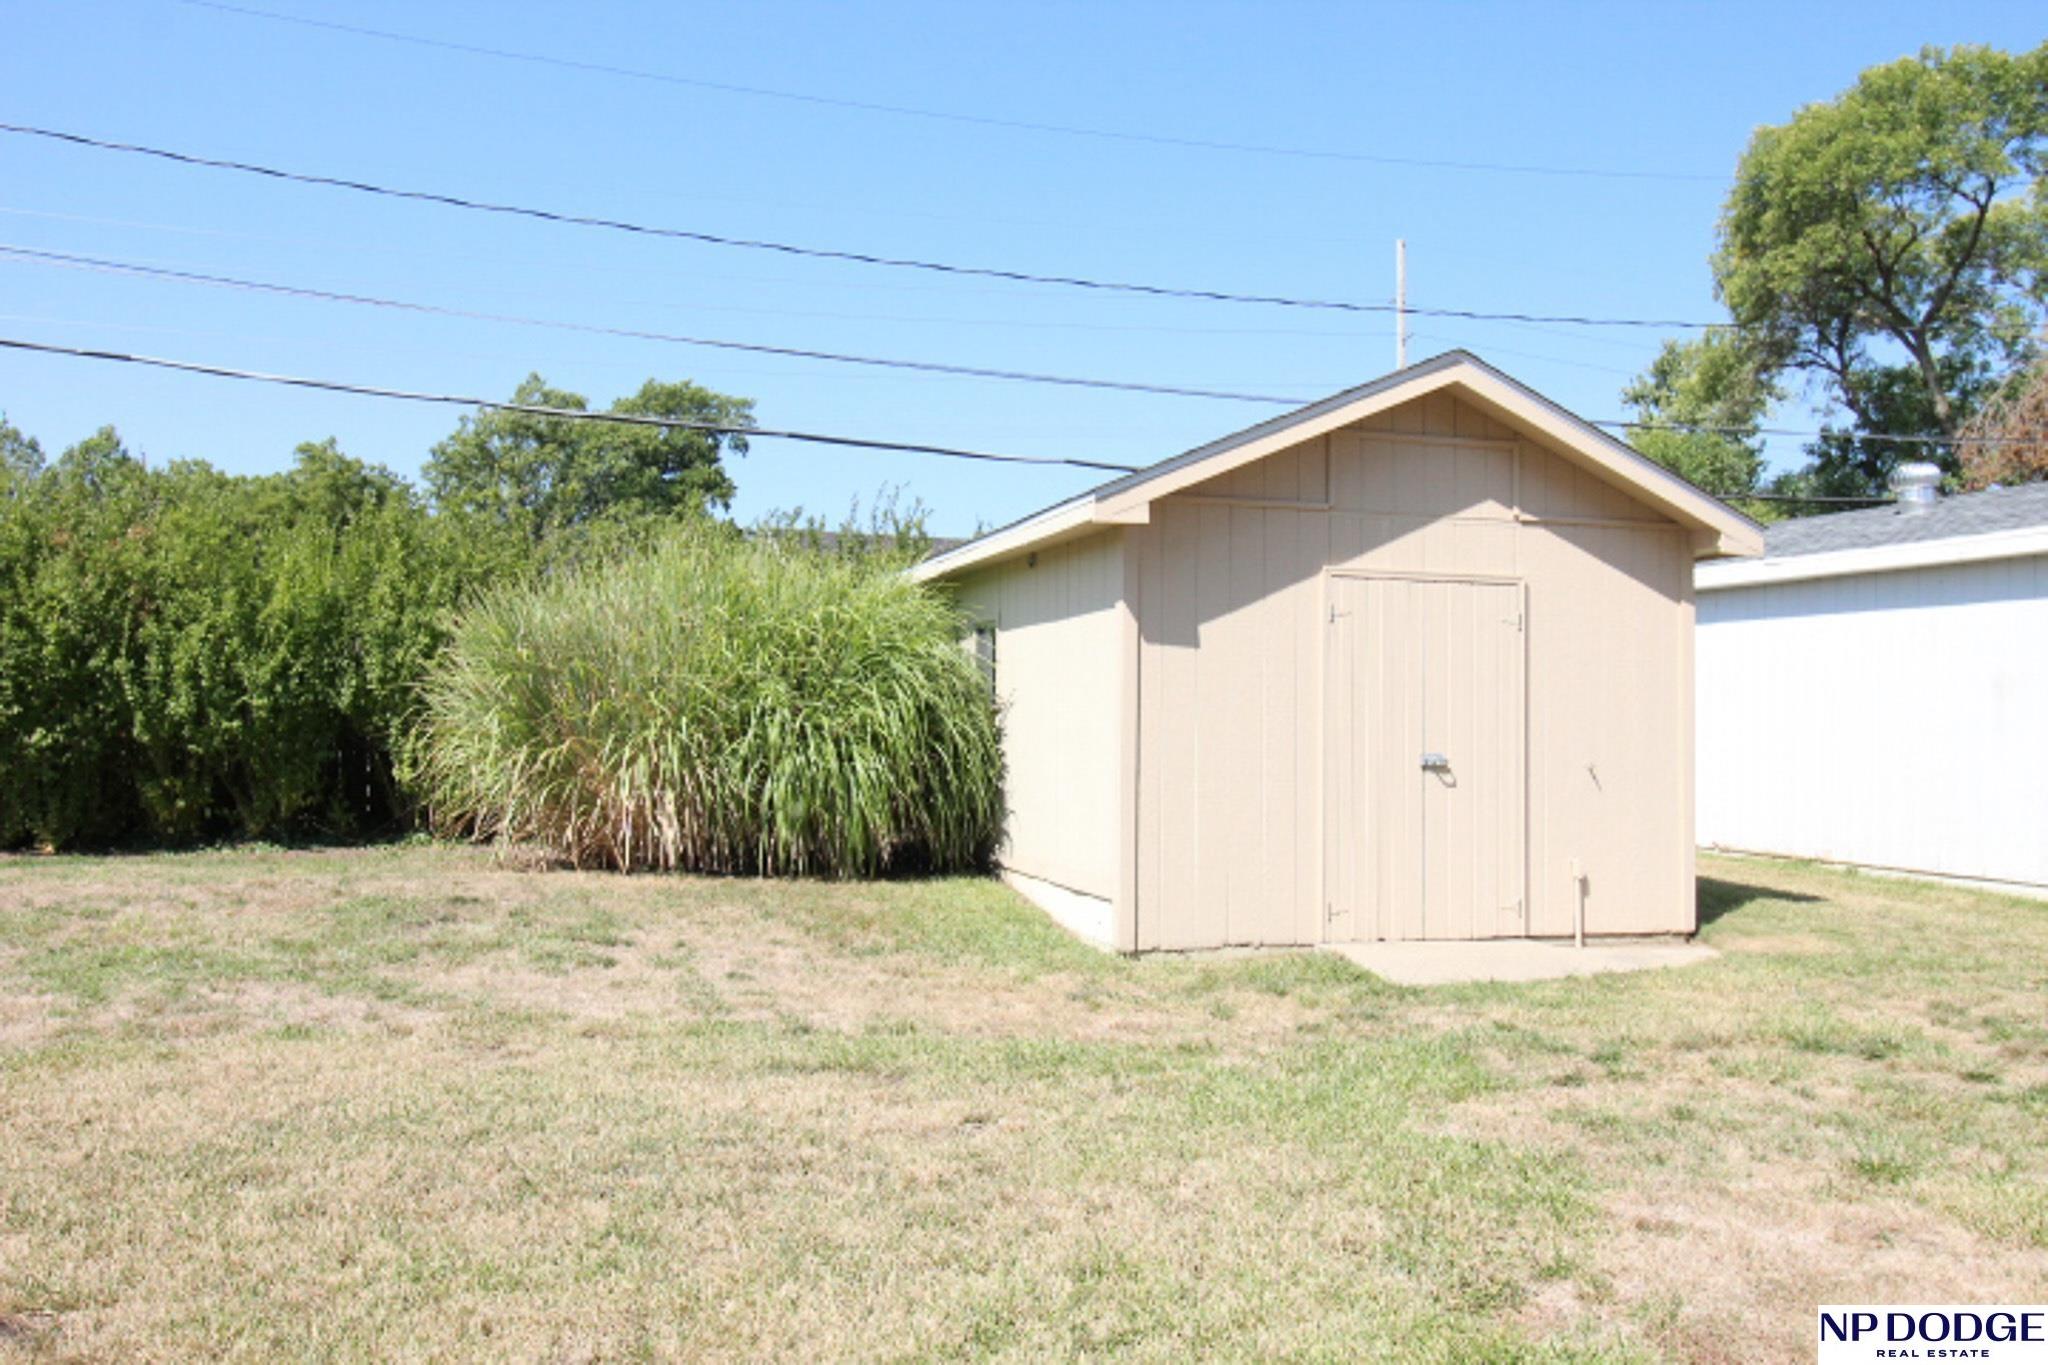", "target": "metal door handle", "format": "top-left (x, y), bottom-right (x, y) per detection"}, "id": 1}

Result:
top-left (1421, 753), bottom-right (1449, 771)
